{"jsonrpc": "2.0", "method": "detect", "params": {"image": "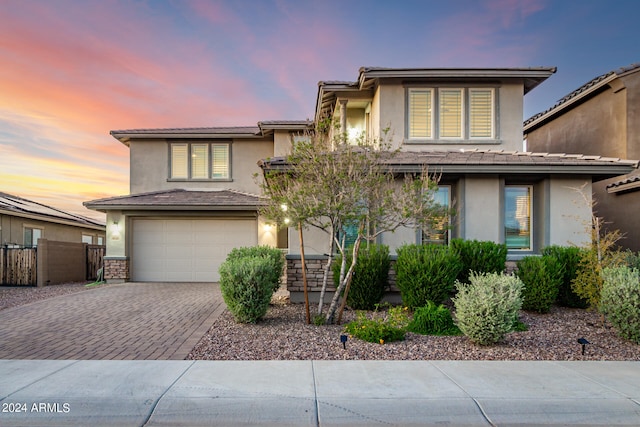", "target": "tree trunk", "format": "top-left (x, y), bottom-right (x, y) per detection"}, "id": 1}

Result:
top-left (325, 236), bottom-right (347, 324)
top-left (299, 222), bottom-right (310, 325)
top-left (336, 237), bottom-right (362, 324)
top-left (317, 225), bottom-right (335, 317)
